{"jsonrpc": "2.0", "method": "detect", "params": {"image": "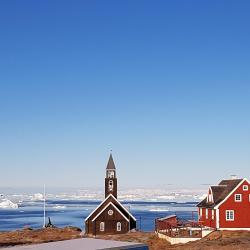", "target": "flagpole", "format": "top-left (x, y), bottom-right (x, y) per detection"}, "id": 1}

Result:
top-left (43, 184), bottom-right (46, 228)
